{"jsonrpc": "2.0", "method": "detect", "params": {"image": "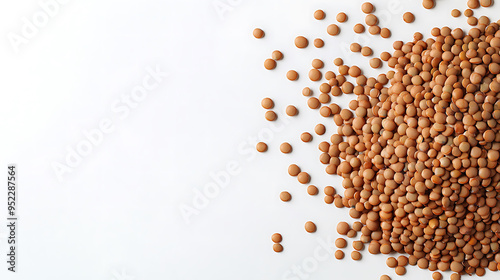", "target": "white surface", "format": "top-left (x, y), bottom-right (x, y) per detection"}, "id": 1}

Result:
top-left (0, 0), bottom-right (498, 279)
